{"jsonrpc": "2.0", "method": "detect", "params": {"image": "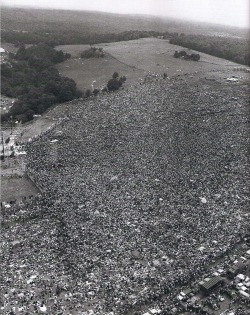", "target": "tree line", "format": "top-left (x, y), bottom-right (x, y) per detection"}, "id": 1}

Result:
top-left (3, 29), bottom-right (249, 67)
top-left (169, 33), bottom-right (250, 66)
top-left (2, 30), bottom-right (165, 47)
